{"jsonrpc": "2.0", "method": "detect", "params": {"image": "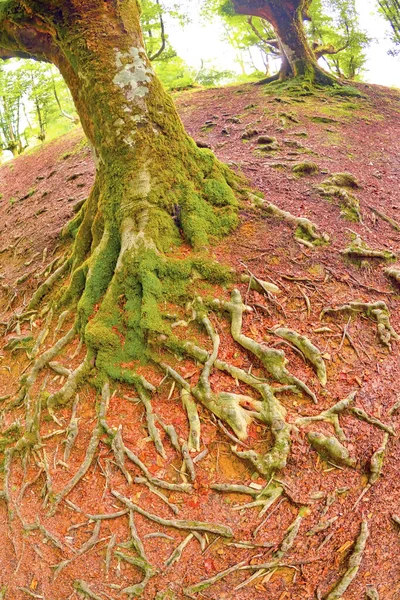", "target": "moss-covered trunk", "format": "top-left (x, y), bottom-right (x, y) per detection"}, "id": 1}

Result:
top-left (232, 0), bottom-right (336, 84)
top-left (0, 0), bottom-right (239, 378)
